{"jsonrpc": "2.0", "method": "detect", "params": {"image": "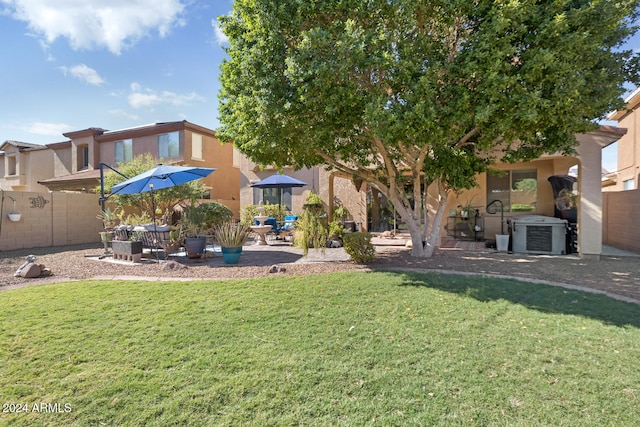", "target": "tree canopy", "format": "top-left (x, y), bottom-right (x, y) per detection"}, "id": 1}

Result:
top-left (217, 0), bottom-right (640, 256)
